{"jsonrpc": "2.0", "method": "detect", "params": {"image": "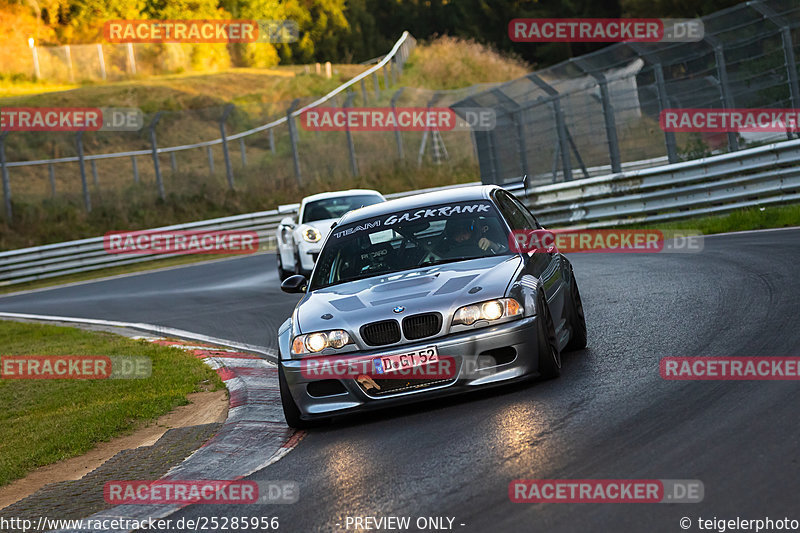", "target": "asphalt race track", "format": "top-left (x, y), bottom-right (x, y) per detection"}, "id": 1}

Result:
top-left (2, 228), bottom-right (799, 532)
